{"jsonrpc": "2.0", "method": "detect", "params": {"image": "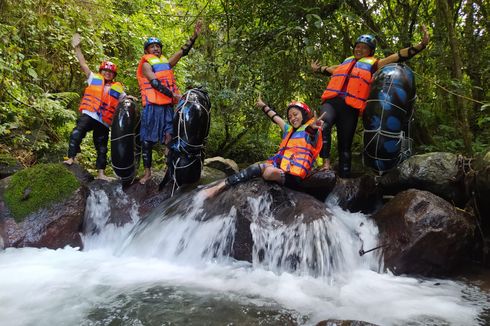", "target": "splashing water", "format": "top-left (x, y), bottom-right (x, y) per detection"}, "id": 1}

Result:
top-left (0, 188), bottom-right (488, 326)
